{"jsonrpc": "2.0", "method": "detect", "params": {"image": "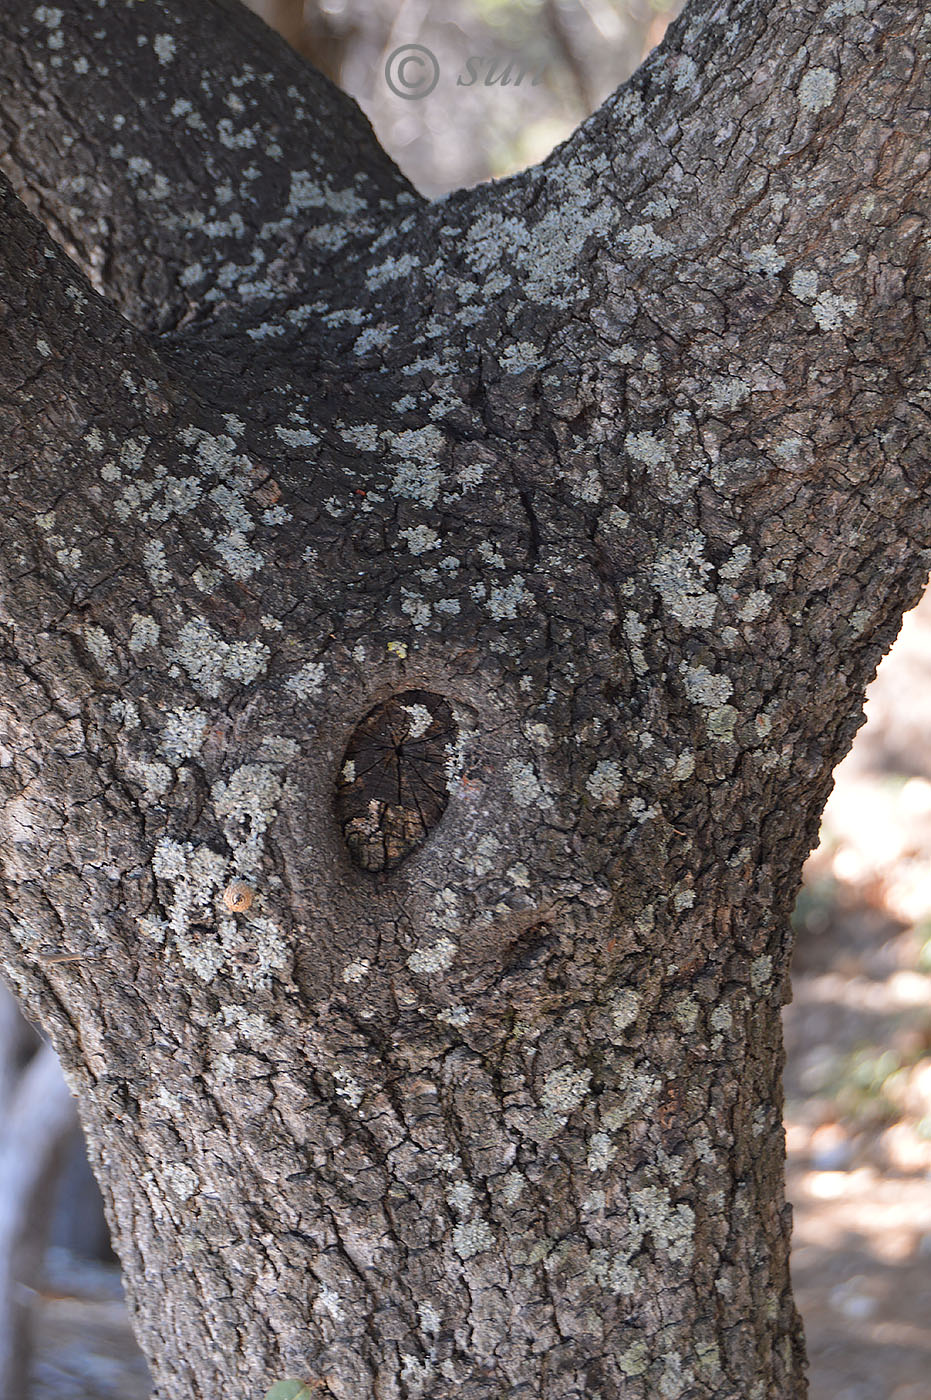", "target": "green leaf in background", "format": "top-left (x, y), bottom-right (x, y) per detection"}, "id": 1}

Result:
top-left (263, 1381), bottom-right (319, 1400)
